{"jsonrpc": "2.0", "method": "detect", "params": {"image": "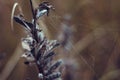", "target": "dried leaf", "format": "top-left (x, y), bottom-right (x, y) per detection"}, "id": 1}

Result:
top-left (14, 15), bottom-right (33, 31)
